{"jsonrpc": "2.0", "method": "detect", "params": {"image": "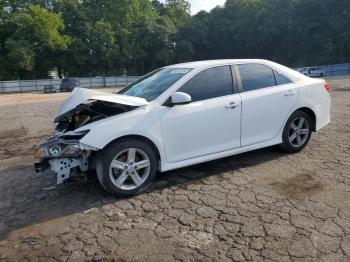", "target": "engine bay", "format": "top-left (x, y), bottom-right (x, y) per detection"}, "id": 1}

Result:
top-left (54, 100), bottom-right (136, 133)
